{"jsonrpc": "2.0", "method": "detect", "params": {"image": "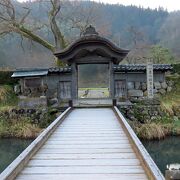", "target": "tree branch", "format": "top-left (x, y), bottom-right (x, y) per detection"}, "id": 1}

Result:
top-left (14, 24), bottom-right (55, 52)
top-left (0, 0), bottom-right (56, 52)
top-left (20, 7), bottom-right (31, 24)
top-left (49, 0), bottom-right (66, 50)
